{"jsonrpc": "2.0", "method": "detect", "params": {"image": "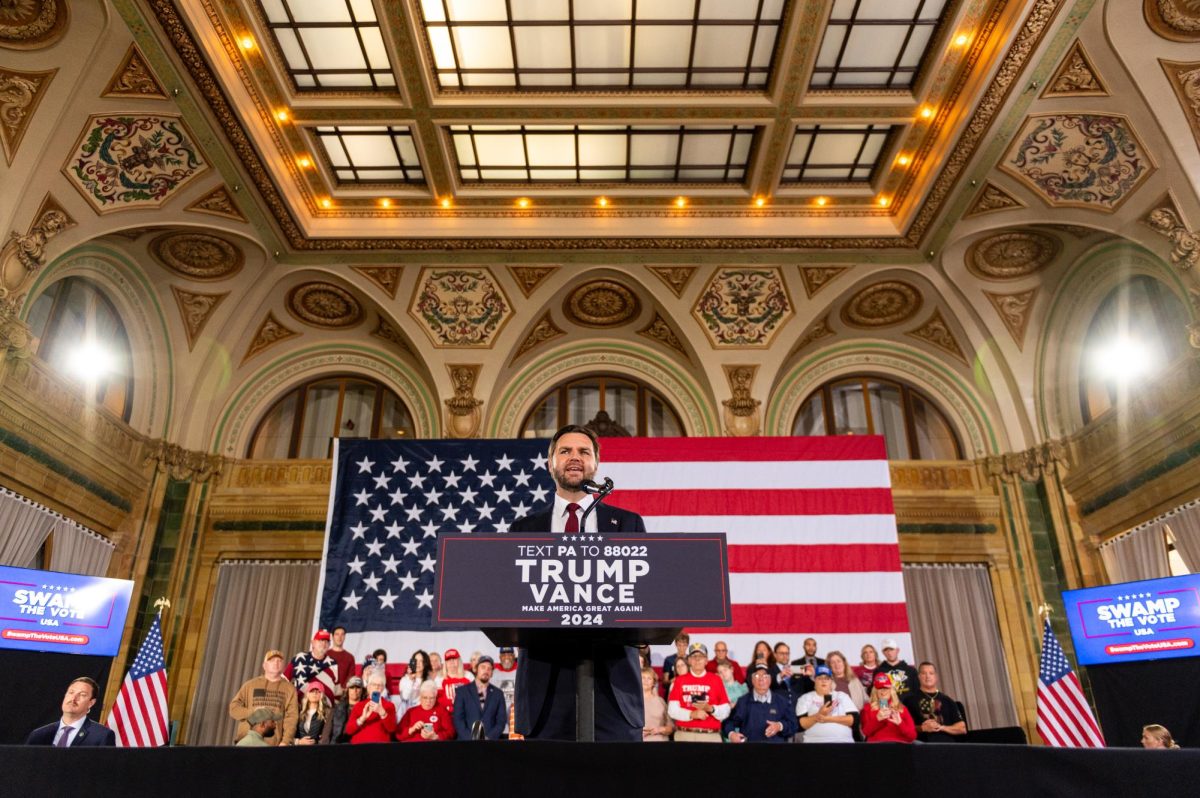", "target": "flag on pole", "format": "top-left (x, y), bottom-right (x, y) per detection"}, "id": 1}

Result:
top-left (1036, 618), bottom-right (1105, 747)
top-left (317, 436), bottom-right (909, 662)
top-left (107, 612), bottom-right (170, 747)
